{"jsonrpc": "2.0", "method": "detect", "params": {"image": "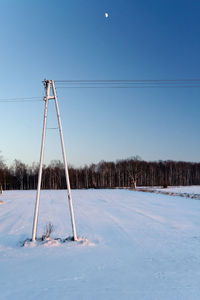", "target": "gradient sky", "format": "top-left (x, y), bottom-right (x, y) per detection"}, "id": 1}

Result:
top-left (0, 0), bottom-right (200, 167)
